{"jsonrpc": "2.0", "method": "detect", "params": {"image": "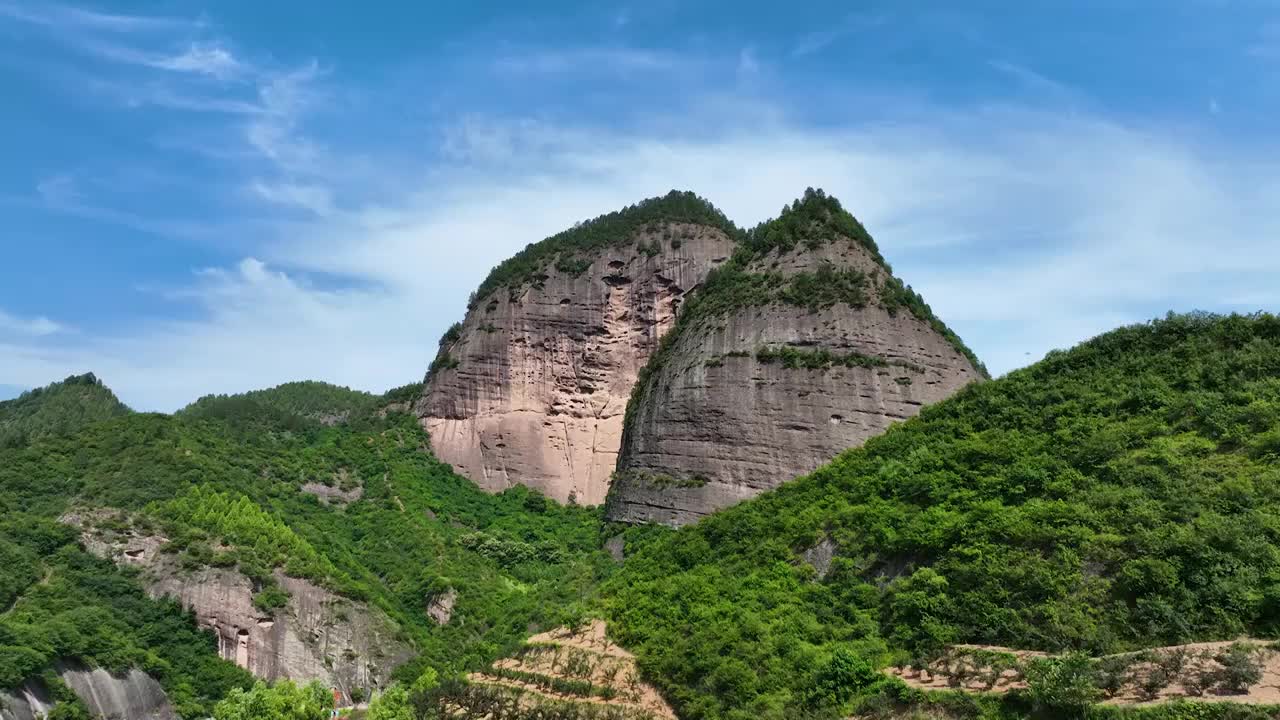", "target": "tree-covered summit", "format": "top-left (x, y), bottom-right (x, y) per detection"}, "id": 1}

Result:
top-left (742, 187), bottom-right (887, 267)
top-left (467, 190), bottom-right (741, 308)
top-left (0, 372), bottom-right (131, 449)
top-left (178, 380), bottom-right (382, 429)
